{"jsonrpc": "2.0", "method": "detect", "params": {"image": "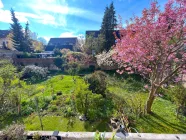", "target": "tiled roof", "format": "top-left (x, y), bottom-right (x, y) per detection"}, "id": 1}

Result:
top-left (48, 37), bottom-right (77, 46)
top-left (86, 30), bottom-right (120, 38)
top-left (0, 30), bottom-right (10, 38)
top-left (86, 30), bottom-right (101, 38)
